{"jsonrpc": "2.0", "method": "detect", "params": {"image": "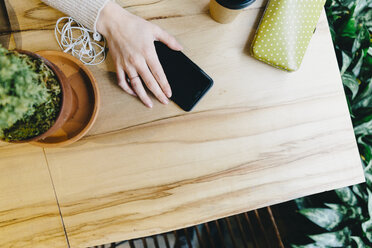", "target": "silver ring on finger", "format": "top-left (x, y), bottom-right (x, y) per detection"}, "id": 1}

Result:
top-left (129, 75), bottom-right (140, 81)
